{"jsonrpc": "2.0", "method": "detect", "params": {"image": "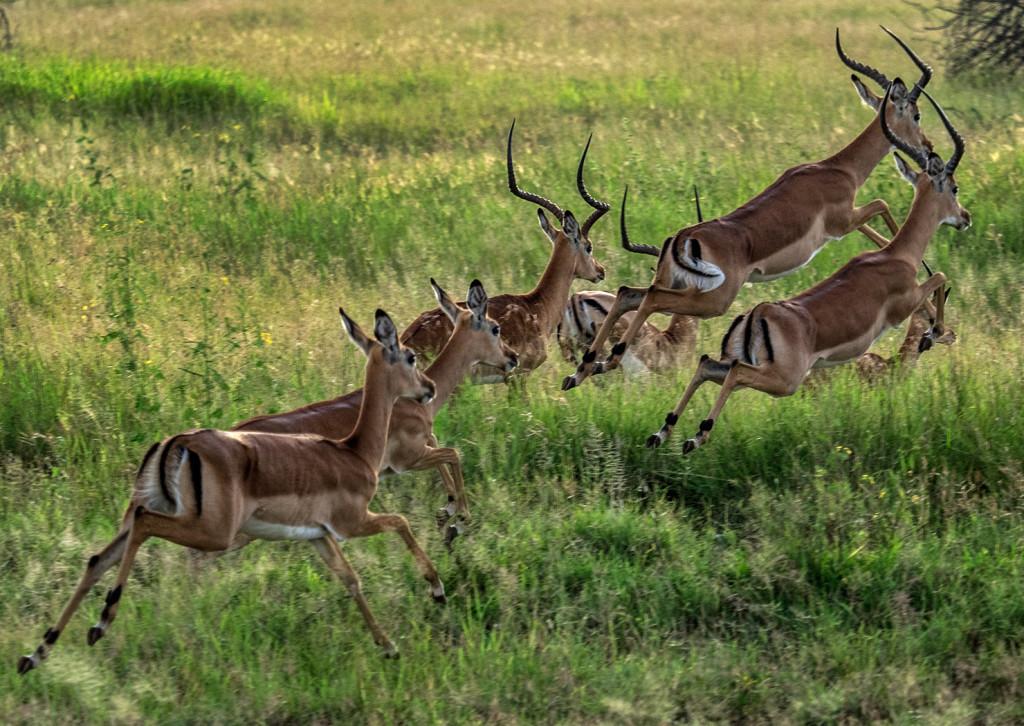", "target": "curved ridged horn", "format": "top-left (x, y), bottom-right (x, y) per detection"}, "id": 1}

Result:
top-left (917, 88), bottom-right (965, 174)
top-left (835, 28), bottom-right (891, 89)
top-left (879, 83), bottom-right (930, 169)
top-left (693, 185), bottom-right (703, 223)
top-left (577, 133), bottom-right (610, 236)
top-left (620, 186), bottom-right (660, 257)
top-left (879, 26), bottom-right (932, 103)
top-left (506, 119), bottom-right (564, 223)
